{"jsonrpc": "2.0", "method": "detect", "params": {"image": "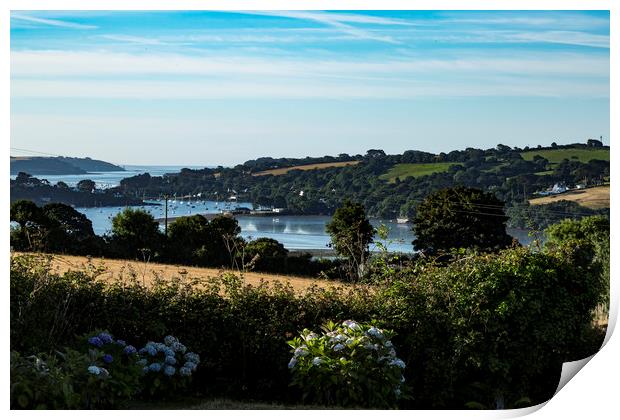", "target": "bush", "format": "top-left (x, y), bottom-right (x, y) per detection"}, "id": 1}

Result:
top-left (288, 320), bottom-right (406, 408)
top-left (10, 351), bottom-right (81, 409)
top-left (137, 335), bottom-right (201, 397)
top-left (79, 331), bottom-right (143, 407)
top-left (10, 240), bottom-right (605, 408)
